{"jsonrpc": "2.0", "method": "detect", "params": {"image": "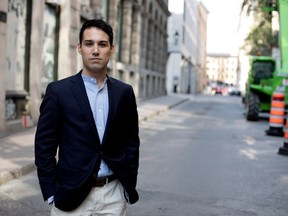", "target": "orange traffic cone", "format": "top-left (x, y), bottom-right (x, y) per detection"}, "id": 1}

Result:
top-left (266, 91), bottom-right (285, 136)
